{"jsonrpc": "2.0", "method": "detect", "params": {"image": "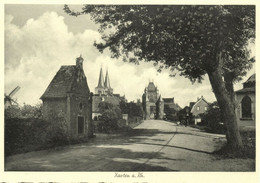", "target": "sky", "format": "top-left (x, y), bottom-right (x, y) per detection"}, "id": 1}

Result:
top-left (4, 4), bottom-right (255, 108)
